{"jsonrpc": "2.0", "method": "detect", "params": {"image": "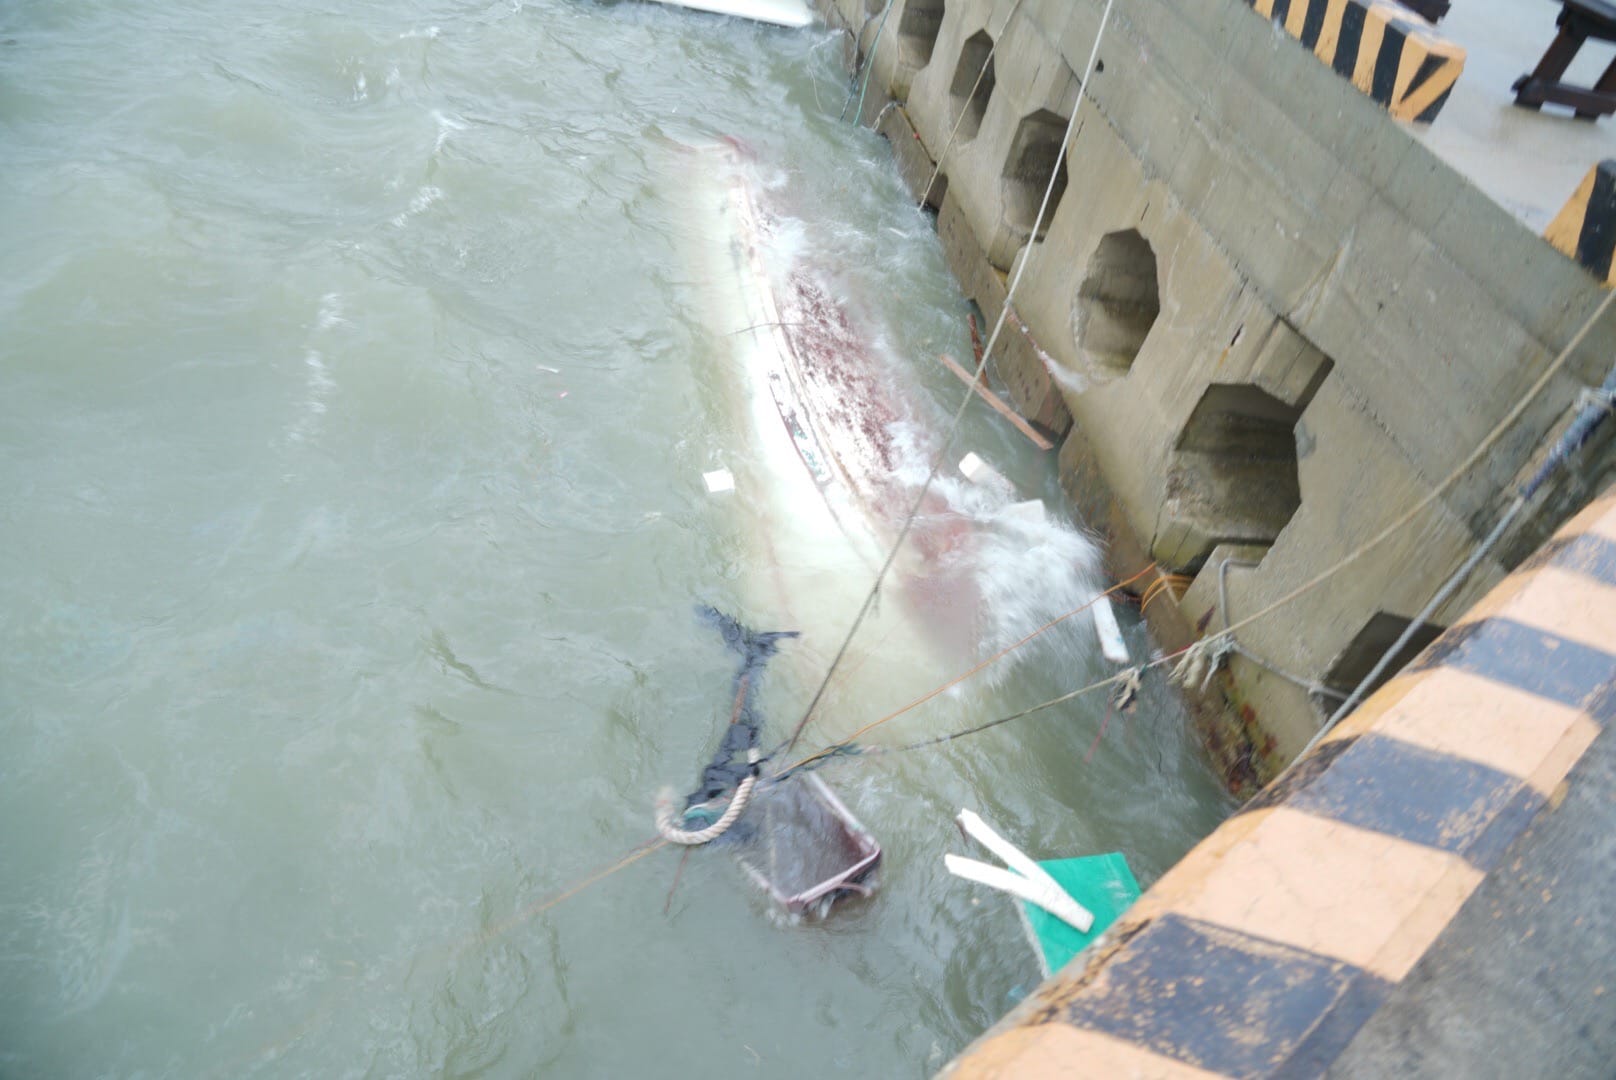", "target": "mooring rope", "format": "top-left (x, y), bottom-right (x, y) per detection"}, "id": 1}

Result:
top-left (774, 564), bottom-right (1154, 778)
top-left (655, 749), bottom-right (762, 845)
top-left (781, 0), bottom-right (1118, 760)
